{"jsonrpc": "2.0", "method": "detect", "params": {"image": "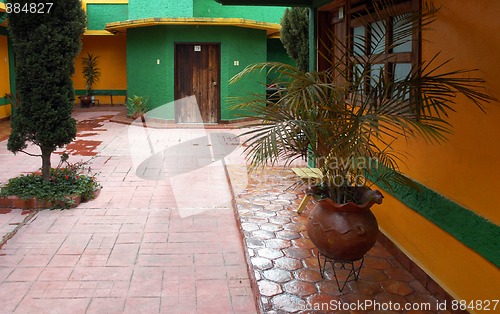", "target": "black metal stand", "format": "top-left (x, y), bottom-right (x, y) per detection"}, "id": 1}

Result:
top-left (317, 251), bottom-right (365, 292)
